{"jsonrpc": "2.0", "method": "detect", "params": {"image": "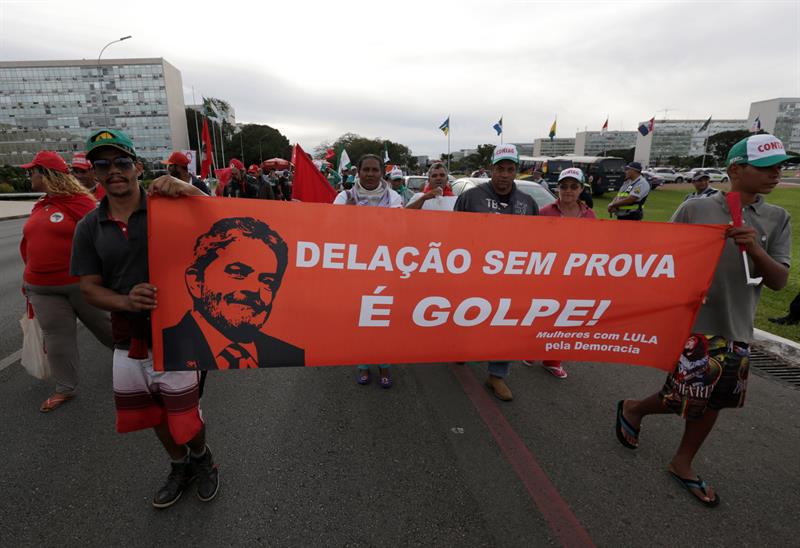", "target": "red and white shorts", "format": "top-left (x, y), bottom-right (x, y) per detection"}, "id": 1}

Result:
top-left (112, 349), bottom-right (203, 445)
